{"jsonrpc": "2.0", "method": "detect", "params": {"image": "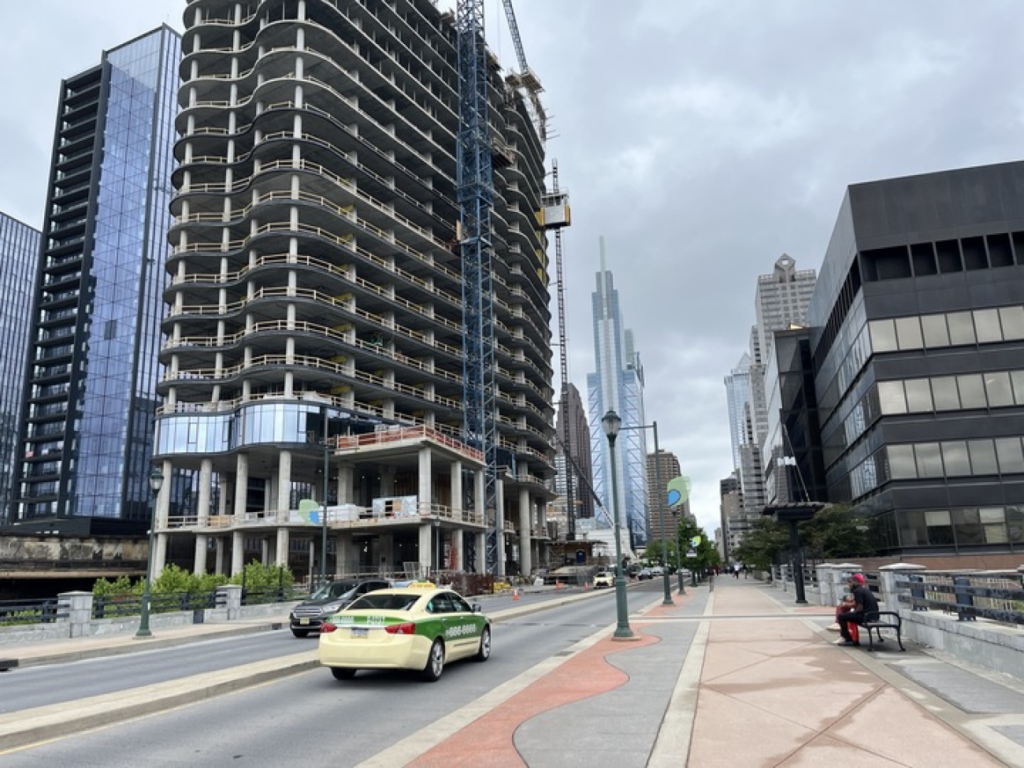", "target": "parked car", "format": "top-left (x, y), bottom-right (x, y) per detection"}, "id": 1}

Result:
top-left (593, 571), bottom-right (615, 589)
top-left (318, 584), bottom-right (491, 682)
top-left (650, 566), bottom-right (664, 576)
top-left (637, 568), bottom-right (653, 581)
top-left (290, 578), bottom-right (391, 637)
